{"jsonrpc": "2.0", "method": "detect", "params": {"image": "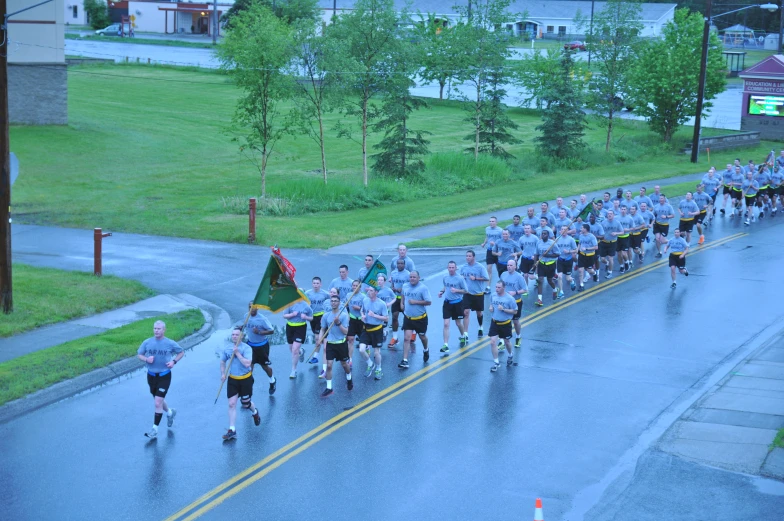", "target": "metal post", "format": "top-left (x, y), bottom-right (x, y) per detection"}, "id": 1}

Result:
top-left (588, 0), bottom-right (595, 66)
top-left (212, 0), bottom-right (217, 45)
top-left (779, 1), bottom-right (783, 54)
top-left (94, 228), bottom-right (112, 276)
top-left (691, 0), bottom-right (712, 164)
top-left (0, 0), bottom-right (11, 314)
top-left (248, 198), bottom-right (257, 243)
